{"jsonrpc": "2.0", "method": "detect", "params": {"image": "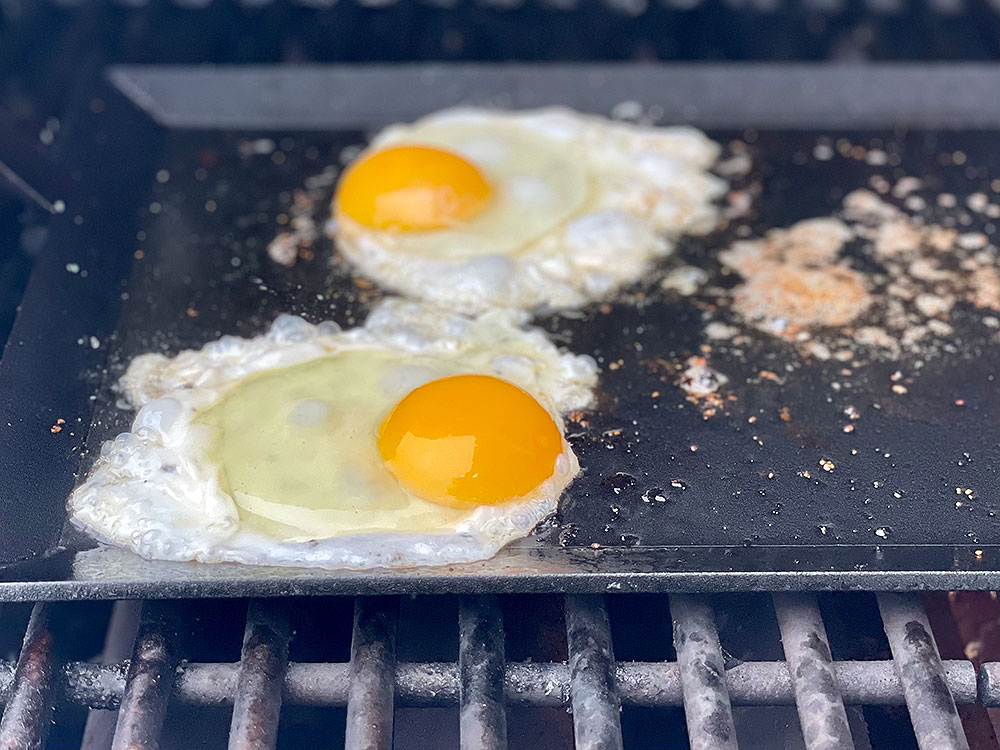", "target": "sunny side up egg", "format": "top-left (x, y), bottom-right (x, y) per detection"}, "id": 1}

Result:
top-left (68, 301), bottom-right (597, 569)
top-left (332, 107), bottom-right (726, 314)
